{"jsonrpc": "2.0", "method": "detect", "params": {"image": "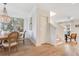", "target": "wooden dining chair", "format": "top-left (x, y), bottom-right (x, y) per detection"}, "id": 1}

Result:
top-left (2, 32), bottom-right (19, 55)
top-left (18, 31), bottom-right (26, 45)
top-left (70, 33), bottom-right (77, 42)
